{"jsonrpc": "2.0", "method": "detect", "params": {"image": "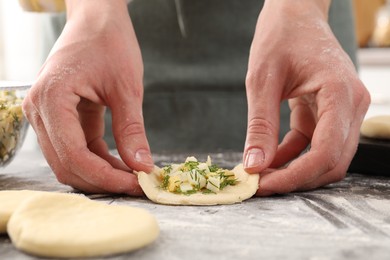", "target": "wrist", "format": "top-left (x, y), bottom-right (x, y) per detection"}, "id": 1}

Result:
top-left (65, 0), bottom-right (129, 24)
top-left (263, 0), bottom-right (331, 21)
